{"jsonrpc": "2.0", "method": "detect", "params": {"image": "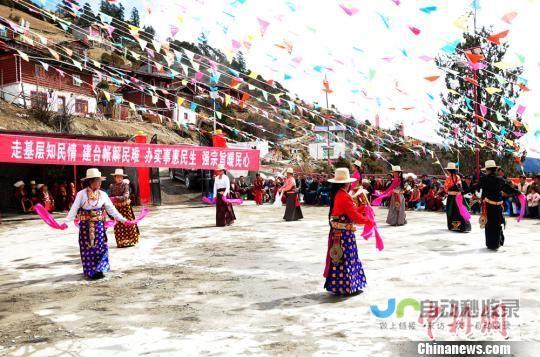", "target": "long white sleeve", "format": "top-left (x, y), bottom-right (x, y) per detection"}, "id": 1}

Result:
top-left (102, 193), bottom-right (128, 223)
top-left (66, 191), bottom-right (83, 221)
top-left (213, 178), bottom-right (217, 198)
top-left (224, 175), bottom-right (230, 196)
